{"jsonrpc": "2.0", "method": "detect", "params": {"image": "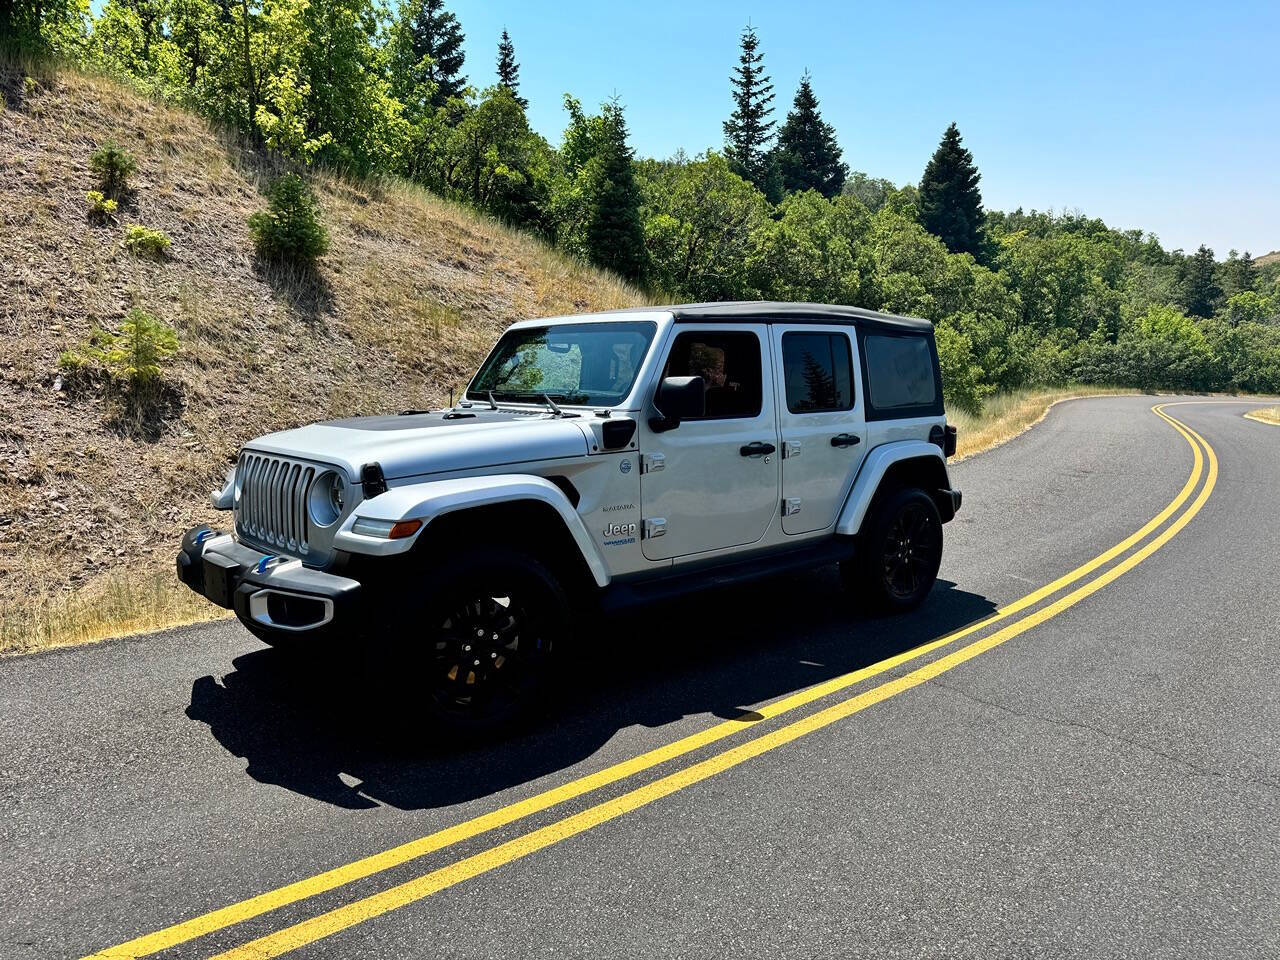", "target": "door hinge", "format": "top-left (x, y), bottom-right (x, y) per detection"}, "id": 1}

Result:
top-left (640, 452), bottom-right (666, 474)
top-left (643, 517), bottom-right (667, 539)
top-left (782, 440), bottom-right (802, 459)
top-left (782, 498), bottom-right (802, 517)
